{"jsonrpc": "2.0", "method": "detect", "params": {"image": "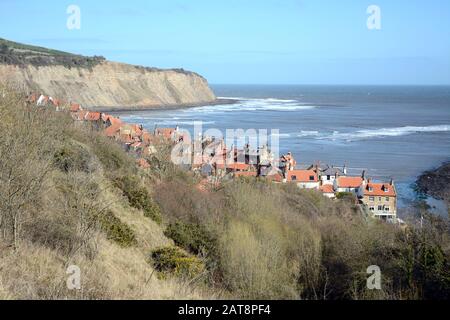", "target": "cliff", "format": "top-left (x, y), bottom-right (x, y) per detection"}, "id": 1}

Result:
top-left (0, 38), bottom-right (216, 109)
